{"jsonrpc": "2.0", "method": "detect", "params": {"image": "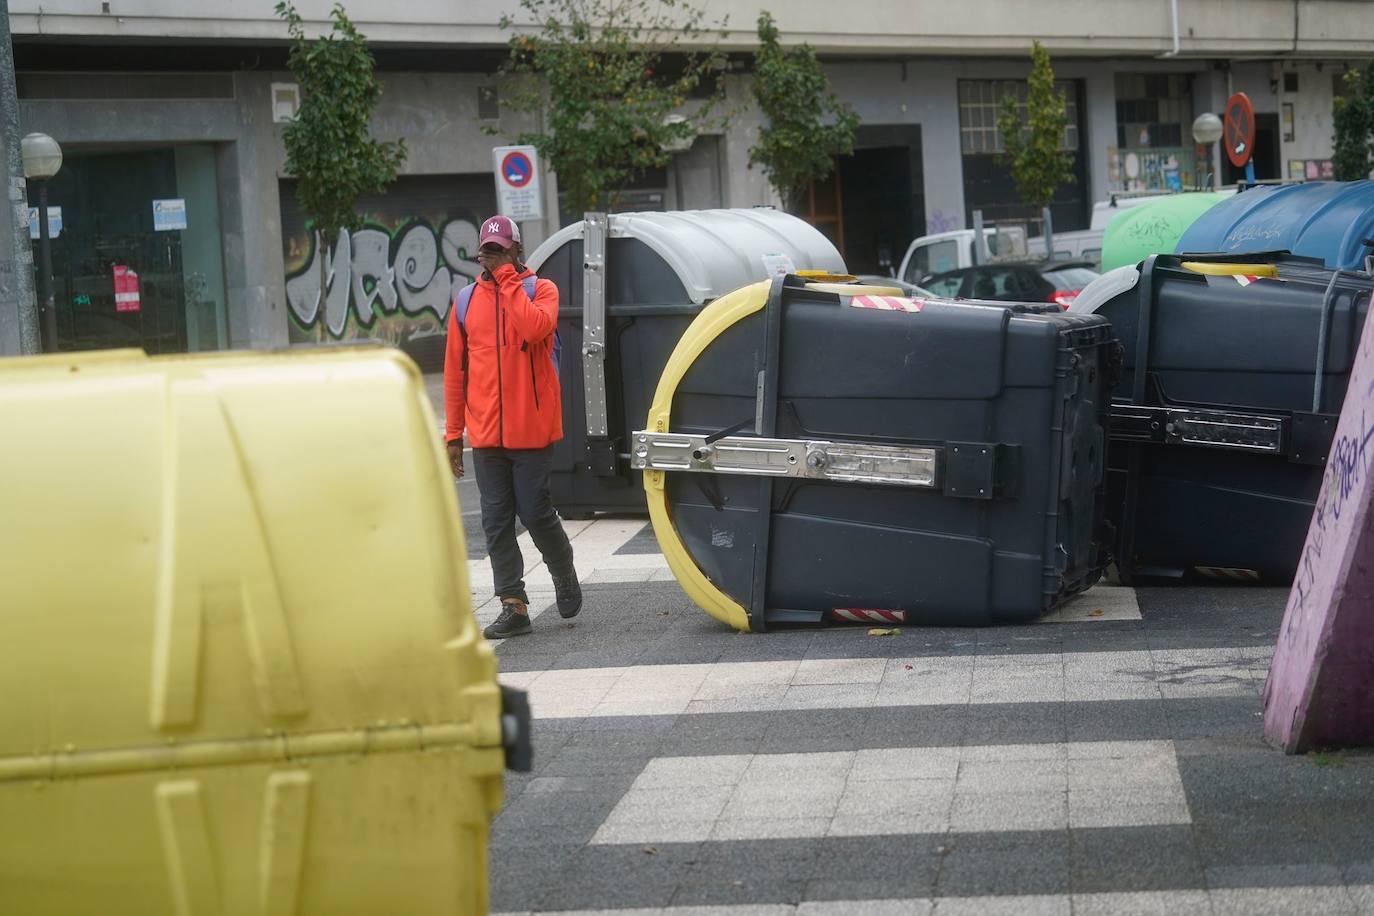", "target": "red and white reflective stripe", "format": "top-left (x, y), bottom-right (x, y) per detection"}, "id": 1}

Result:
top-left (1233, 275), bottom-right (1263, 287)
top-left (850, 295), bottom-right (925, 312)
top-left (114, 292), bottom-right (140, 304)
top-left (1193, 566), bottom-right (1262, 582)
top-left (831, 608), bottom-right (908, 624)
